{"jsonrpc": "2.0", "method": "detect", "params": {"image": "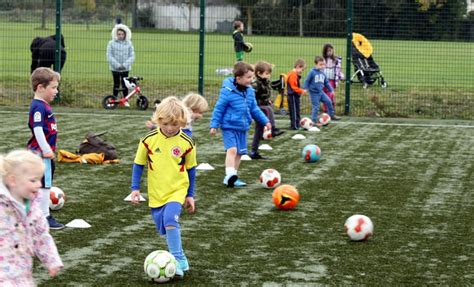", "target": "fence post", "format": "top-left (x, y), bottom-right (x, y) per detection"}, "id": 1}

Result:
top-left (54, 0), bottom-right (62, 102)
top-left (344, 0), bottom-right (353, 115)
top-left (198, 0), bottom-right (206, 96)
